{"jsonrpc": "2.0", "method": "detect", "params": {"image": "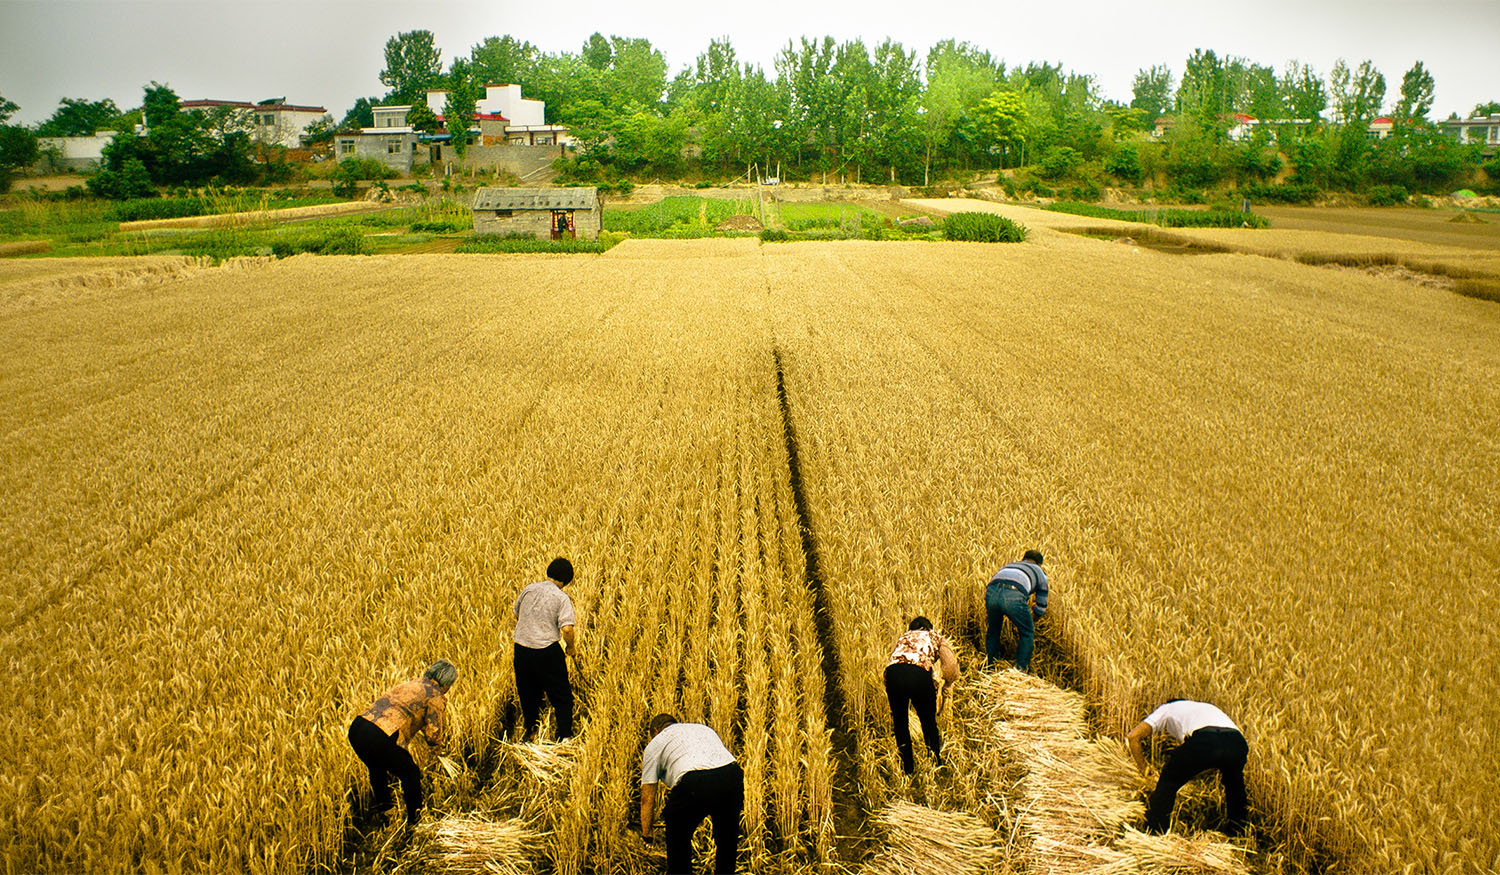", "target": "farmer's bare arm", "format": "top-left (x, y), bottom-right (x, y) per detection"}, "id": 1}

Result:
top-left (640, 783), bottom-right (657, 838)
top-left (1126, 721), bottom-right (1154, 775)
